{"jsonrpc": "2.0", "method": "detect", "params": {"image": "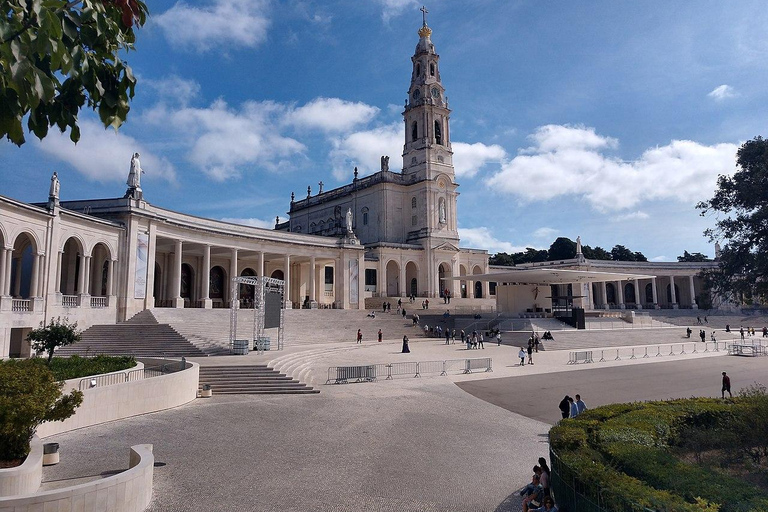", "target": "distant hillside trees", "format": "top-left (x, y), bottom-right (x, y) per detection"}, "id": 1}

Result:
top-left (489, 237), bottom-right (646, 266)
